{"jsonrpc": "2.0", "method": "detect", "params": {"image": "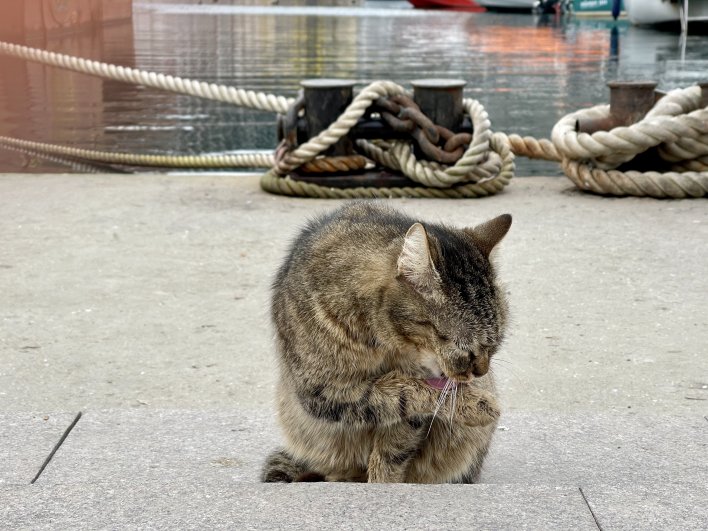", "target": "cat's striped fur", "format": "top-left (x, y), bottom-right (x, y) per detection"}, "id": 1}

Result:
top-left (262, 203), bottom-right (511, 483)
